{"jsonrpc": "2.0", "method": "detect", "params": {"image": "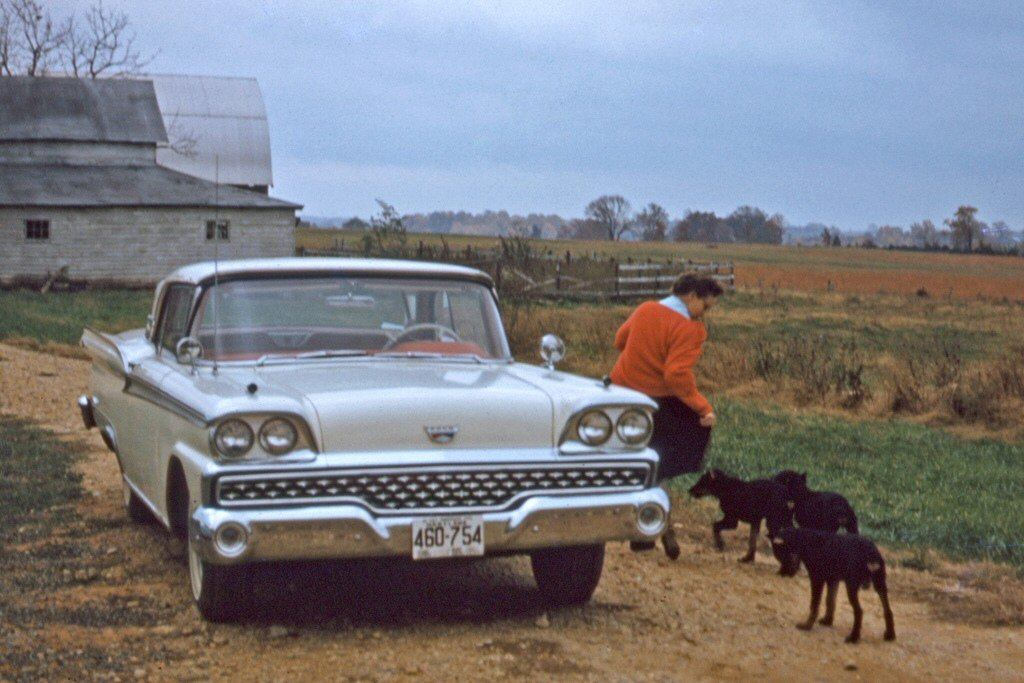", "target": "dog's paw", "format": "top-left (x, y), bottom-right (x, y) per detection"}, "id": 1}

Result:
top-left (884, 630), bottom-right (896, 642)
top-left (738, 555), bottom-right (754, 563)
top-left (796, 622), bottom-right (814, 631)
top-left (844, 633), bottom-right (860, 644)
top-left (818, 617), bottom-right (833, 627)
